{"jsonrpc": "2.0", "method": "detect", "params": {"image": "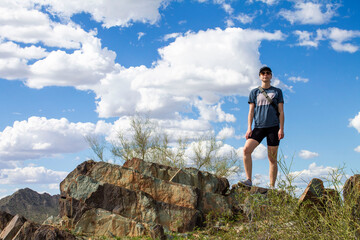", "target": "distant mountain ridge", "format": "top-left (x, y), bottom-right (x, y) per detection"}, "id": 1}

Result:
top-left (0, 188), bottom-right (59, 223)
